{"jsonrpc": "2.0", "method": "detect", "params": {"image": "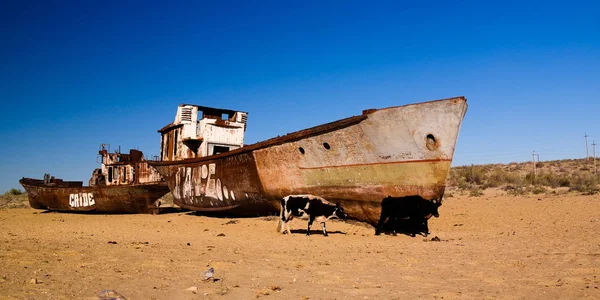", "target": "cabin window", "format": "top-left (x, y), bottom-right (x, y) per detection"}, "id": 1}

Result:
top-left (174, 129), bottom-right (178, 157)
top-left (323, 142), bottom-right (331, 150)
top-left (213, 145), bottom-right (230, 155)
top-left (221, 113), bottom-right (229, 120)
top-left (122, 167), bottom-right (127, 183)
top-left (299, 147), bottom-right (305, 154)
top-left (108, 167), bottom-right (113, 182)
top-left (165, 134), bottom-right (171, 160)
